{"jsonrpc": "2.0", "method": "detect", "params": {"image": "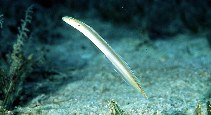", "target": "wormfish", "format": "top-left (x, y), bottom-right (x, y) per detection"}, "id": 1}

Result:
top-left (62, 16), bottom-right (147, 98)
